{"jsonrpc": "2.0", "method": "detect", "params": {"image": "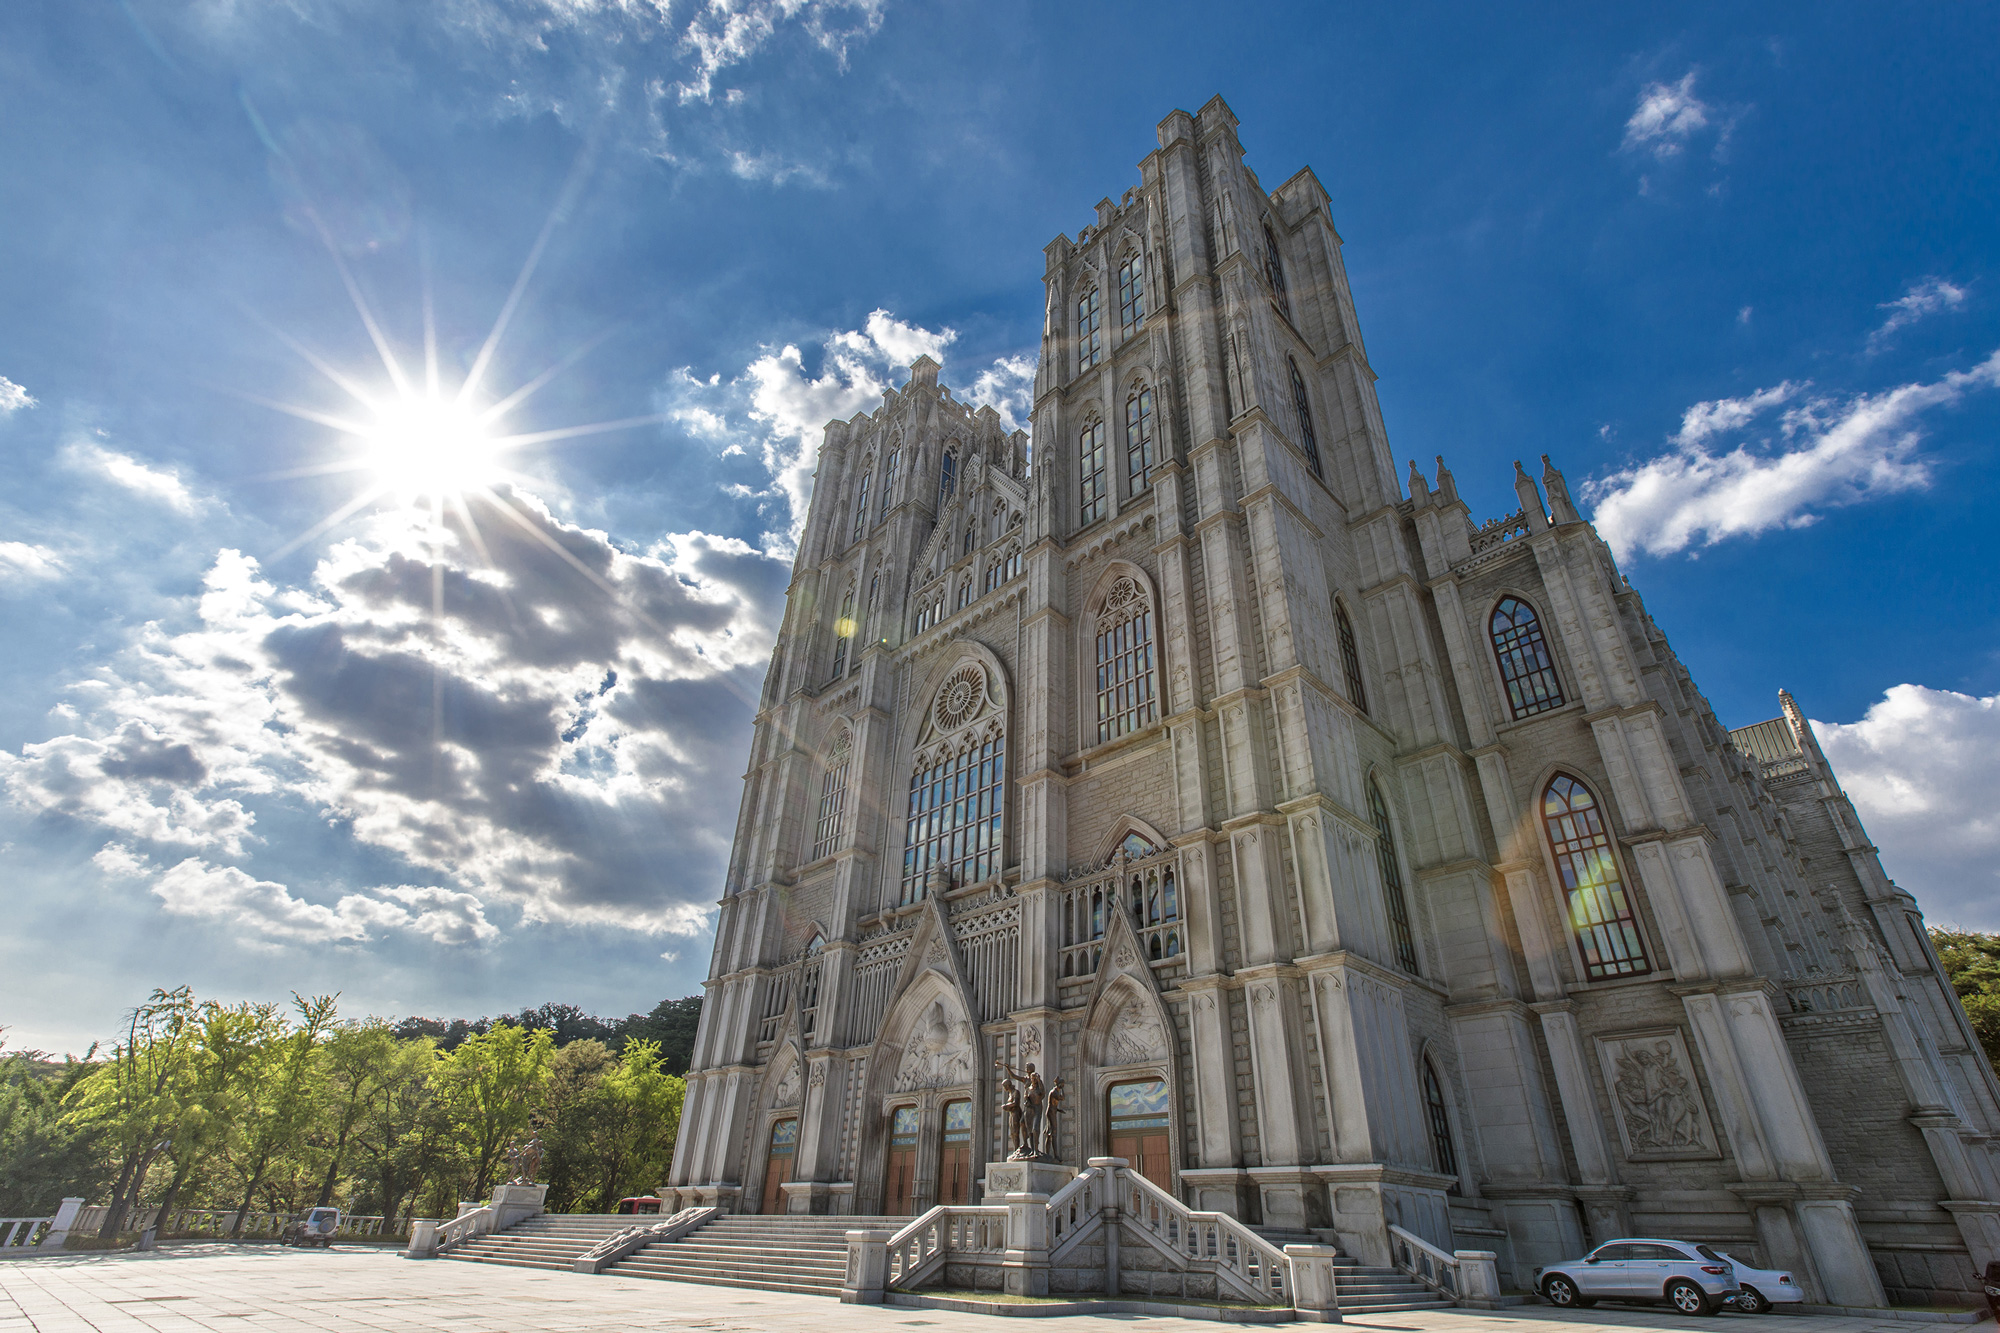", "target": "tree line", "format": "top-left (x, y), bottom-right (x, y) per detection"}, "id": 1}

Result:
top-left (0, 988), bottom-right (703, 1237)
